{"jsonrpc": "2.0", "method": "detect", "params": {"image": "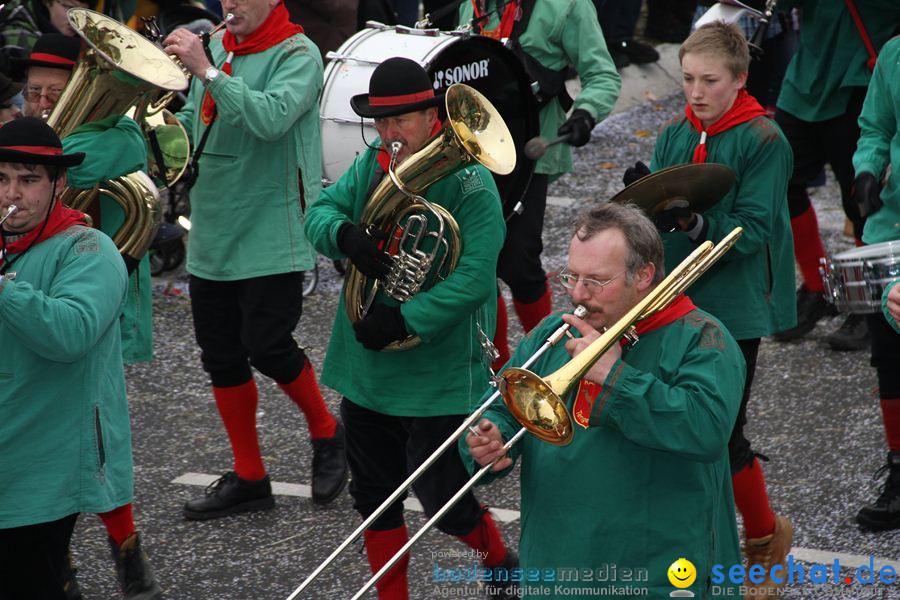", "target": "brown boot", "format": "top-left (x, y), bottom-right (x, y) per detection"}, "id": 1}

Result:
top-left (109, 532), bottom-right (163, 599)
top-left (742, 515), bottom-right (793, 600)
